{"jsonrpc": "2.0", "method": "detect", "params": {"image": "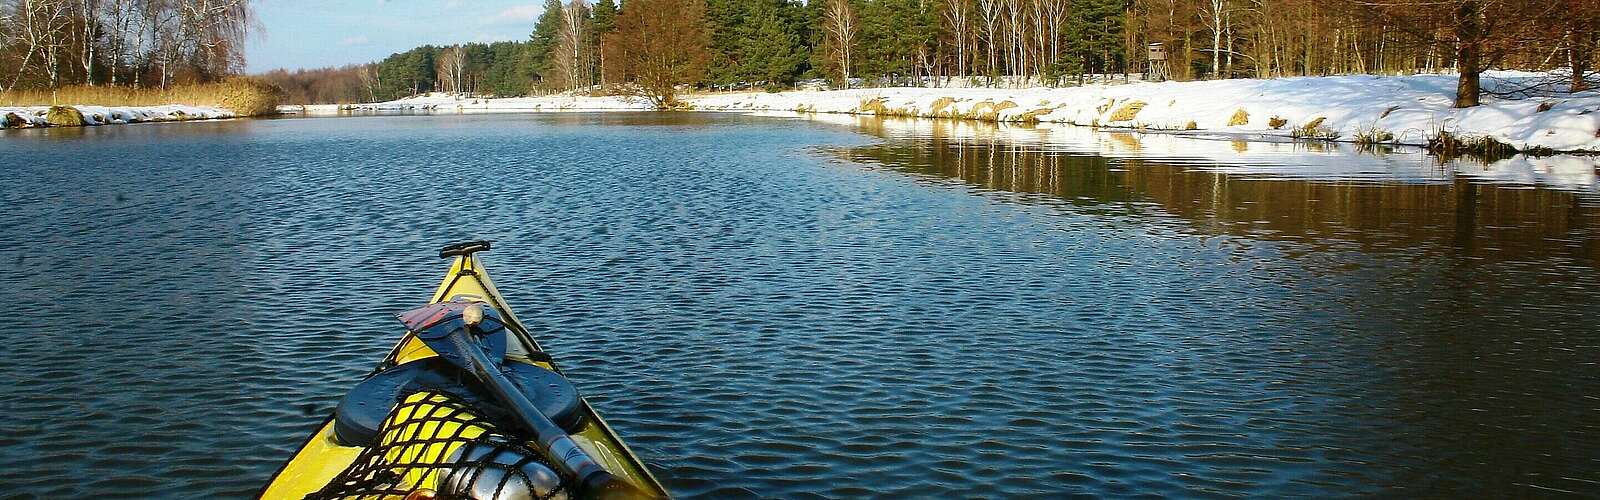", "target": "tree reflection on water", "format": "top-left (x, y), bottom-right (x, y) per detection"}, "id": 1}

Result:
top-left (830, 116), bottom-right (1600, 267)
